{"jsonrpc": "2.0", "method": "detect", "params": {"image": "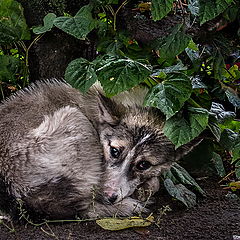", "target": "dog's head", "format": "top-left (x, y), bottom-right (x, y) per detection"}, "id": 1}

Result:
top-left (93, 92), bottom-right (201, 204)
